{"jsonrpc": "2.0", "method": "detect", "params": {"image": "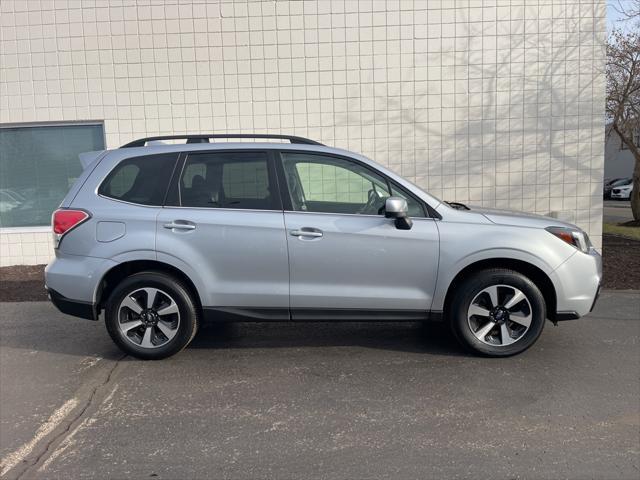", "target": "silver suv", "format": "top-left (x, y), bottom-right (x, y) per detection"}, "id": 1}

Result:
top-left (45, 134), bottom-right (602, 359)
